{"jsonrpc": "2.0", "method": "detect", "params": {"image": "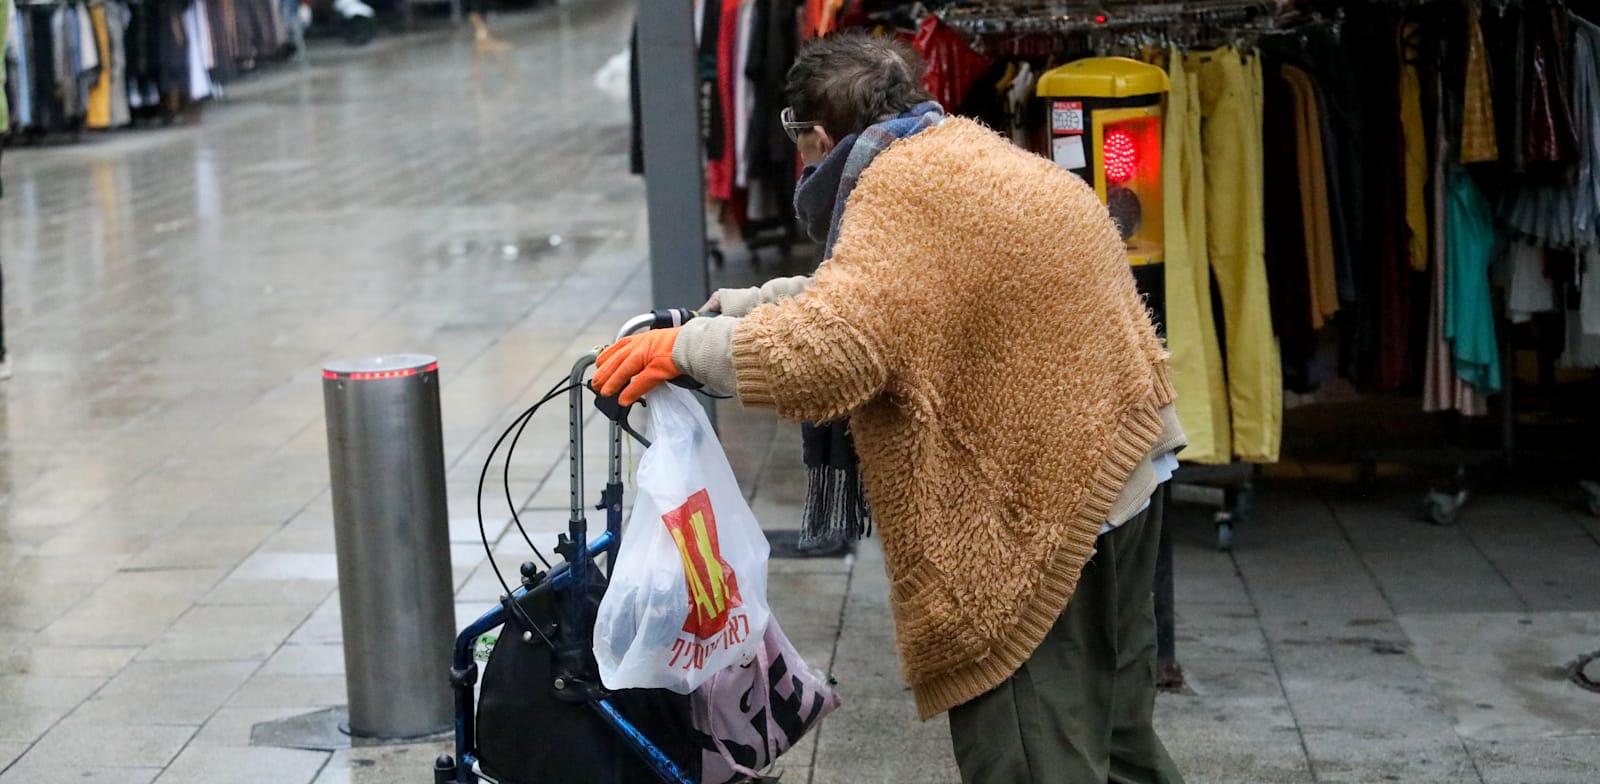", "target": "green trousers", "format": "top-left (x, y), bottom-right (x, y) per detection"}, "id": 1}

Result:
top-left (948, 492), bottom-right (1184, 784)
